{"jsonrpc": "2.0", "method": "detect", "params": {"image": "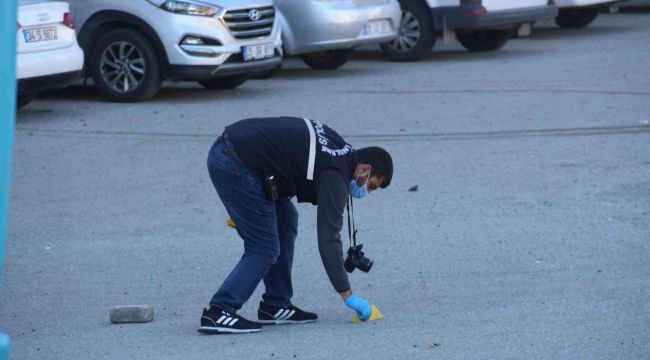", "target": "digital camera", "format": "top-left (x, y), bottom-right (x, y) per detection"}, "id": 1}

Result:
top-left (344, 244), bottom-right (373, 273)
